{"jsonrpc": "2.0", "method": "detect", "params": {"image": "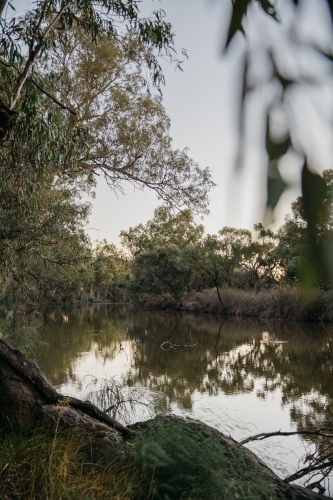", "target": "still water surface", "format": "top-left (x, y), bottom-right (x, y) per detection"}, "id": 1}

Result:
top-left (37, 305), bottom-right (333, 494)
